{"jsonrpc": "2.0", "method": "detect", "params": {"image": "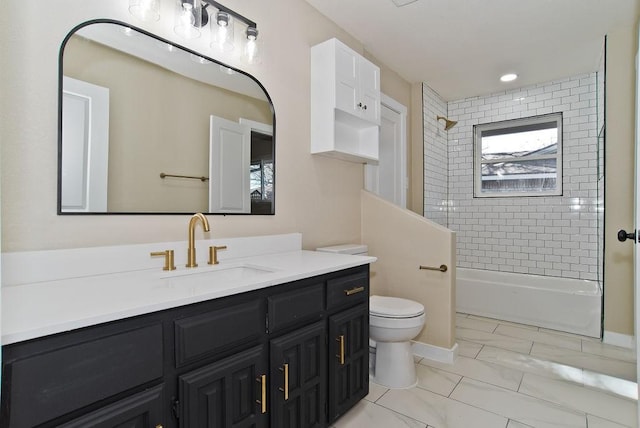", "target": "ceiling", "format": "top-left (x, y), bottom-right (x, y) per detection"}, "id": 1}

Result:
top-left (306, 0), bottom-right (638, 101)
